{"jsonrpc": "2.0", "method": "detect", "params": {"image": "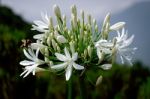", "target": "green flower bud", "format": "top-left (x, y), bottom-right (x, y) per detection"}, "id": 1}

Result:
top-left (52, 39), bottom-right (57, 51)
top-left (53, 4), bottom-right (61, 18)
